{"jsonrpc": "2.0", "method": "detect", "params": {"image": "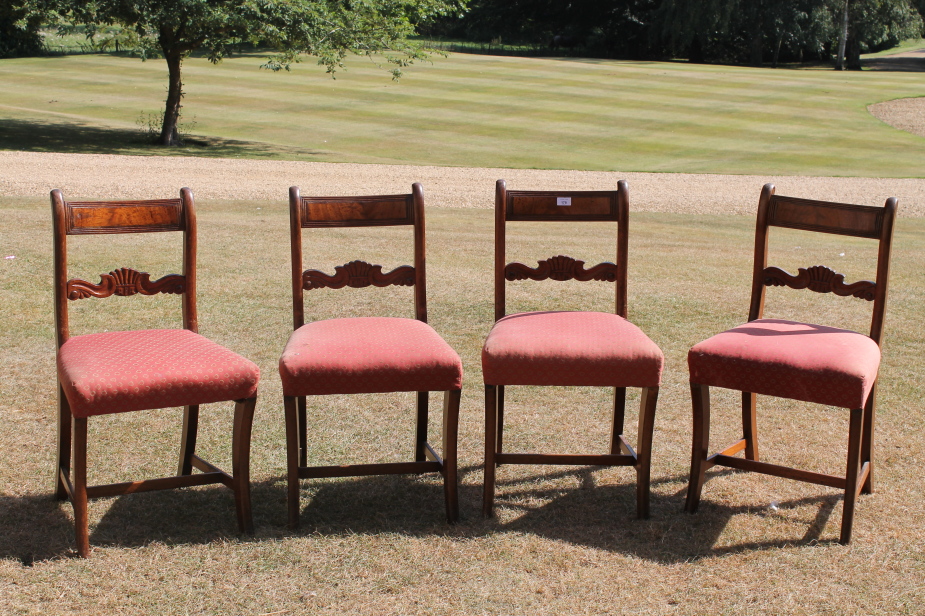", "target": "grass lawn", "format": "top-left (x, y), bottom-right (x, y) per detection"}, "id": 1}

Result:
top-left (1, 51), bottom-right (925, 176)
top-left (1, 195), bottom-right (924, 614)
